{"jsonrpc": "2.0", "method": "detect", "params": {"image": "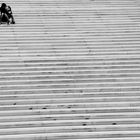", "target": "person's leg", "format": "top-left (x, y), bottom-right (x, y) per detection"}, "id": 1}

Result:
top-left (11, 15), bottom-right (15, 24)
top-left (8, 14), bottom-right (15, 24)
top-left (0, 15), bottom-right (2, 24)
top-left (3, 13), bottom-right (10, 24)
top-left (0, 13), bottom-right (4, 24)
